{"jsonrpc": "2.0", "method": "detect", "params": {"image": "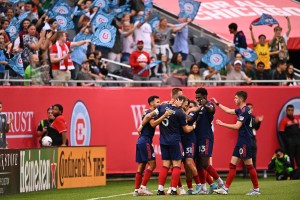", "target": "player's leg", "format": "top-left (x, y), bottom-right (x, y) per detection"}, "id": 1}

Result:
top-left (244, 158), bottom-right (260, 195)
top-left (157, 144), bottom-right (171, 195)
top-left (134, 143), bottom-right (148, 196)
top-left (183, 160), bottom-right (194, 194)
